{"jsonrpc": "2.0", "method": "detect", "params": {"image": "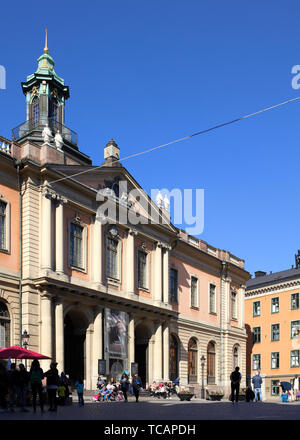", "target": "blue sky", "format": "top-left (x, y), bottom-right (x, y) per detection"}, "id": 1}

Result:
top-left (1, 0), bottom-right (300, 276)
